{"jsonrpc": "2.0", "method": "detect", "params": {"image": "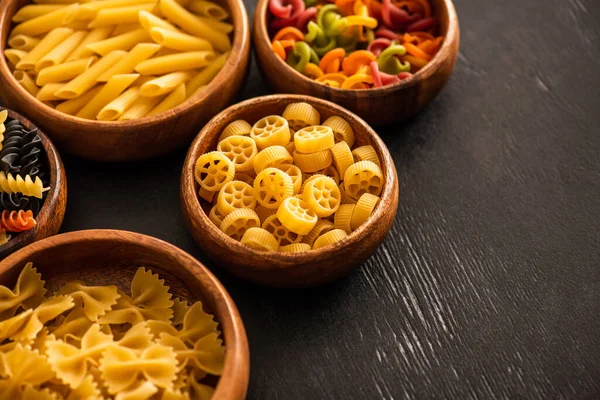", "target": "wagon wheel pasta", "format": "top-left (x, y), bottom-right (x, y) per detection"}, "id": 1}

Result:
top-left (4, 0), bottom-right (233, 120)
top-left (0, 264), bottom-right (226, 399)
top-left (192, 103), bottom-right (385, 251)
